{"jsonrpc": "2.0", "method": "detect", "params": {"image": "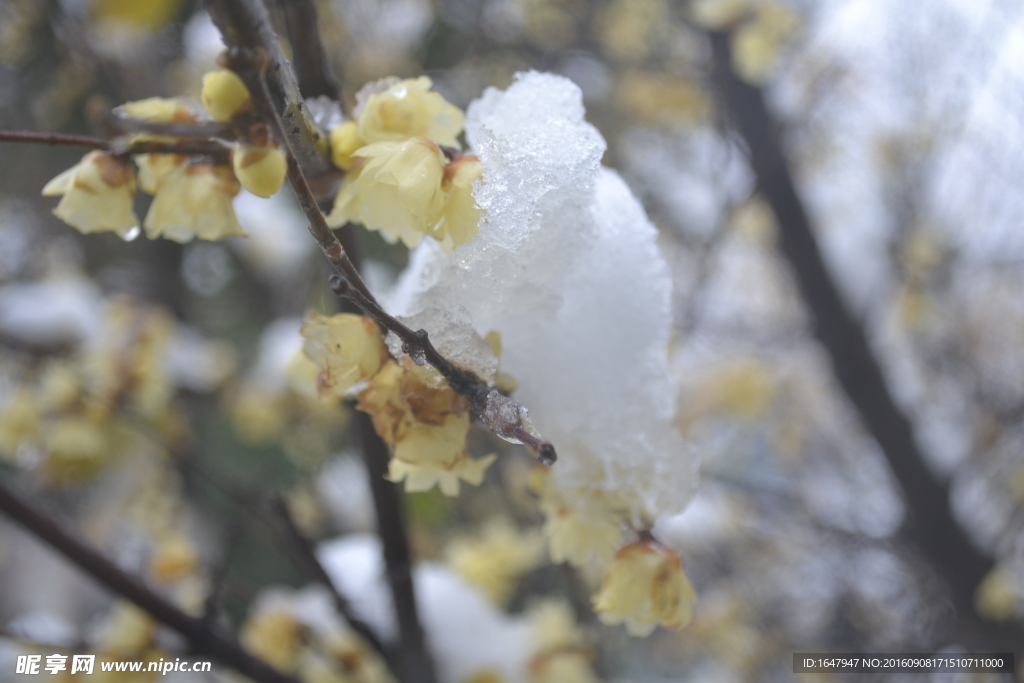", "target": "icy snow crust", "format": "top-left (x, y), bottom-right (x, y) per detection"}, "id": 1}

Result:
top-left (388, 72), bottom-right (696, 518)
